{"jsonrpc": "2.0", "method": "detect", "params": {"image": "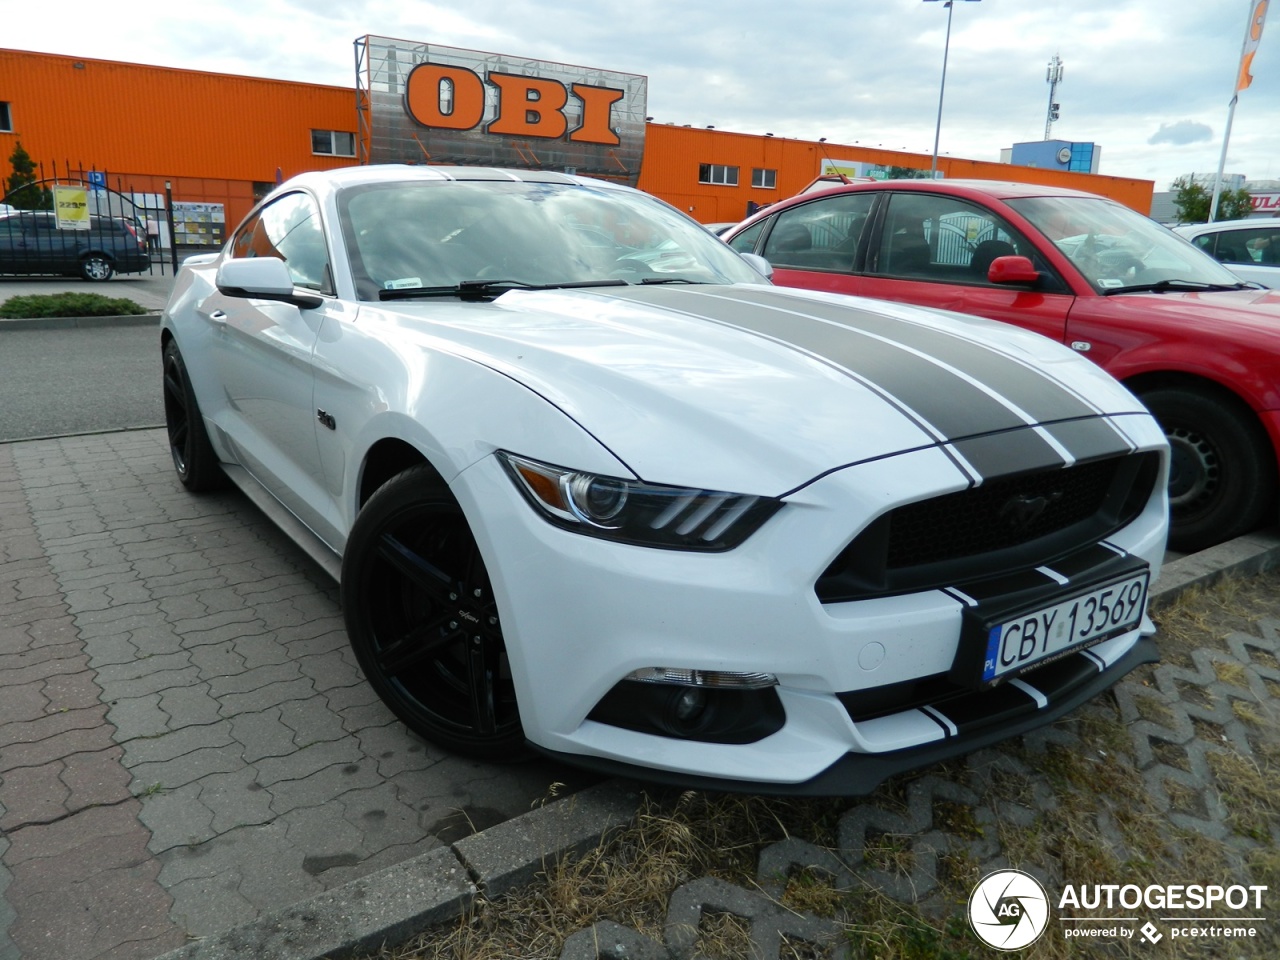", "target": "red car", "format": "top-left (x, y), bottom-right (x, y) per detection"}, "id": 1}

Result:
top-left (723, 179), bottom-right (1280, 553)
